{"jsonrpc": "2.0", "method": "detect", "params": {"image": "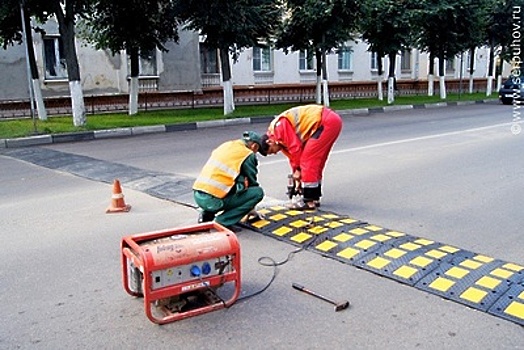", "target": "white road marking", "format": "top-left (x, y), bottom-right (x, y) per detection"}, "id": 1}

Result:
top-left (261, 121), bottom-right (522, 166)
